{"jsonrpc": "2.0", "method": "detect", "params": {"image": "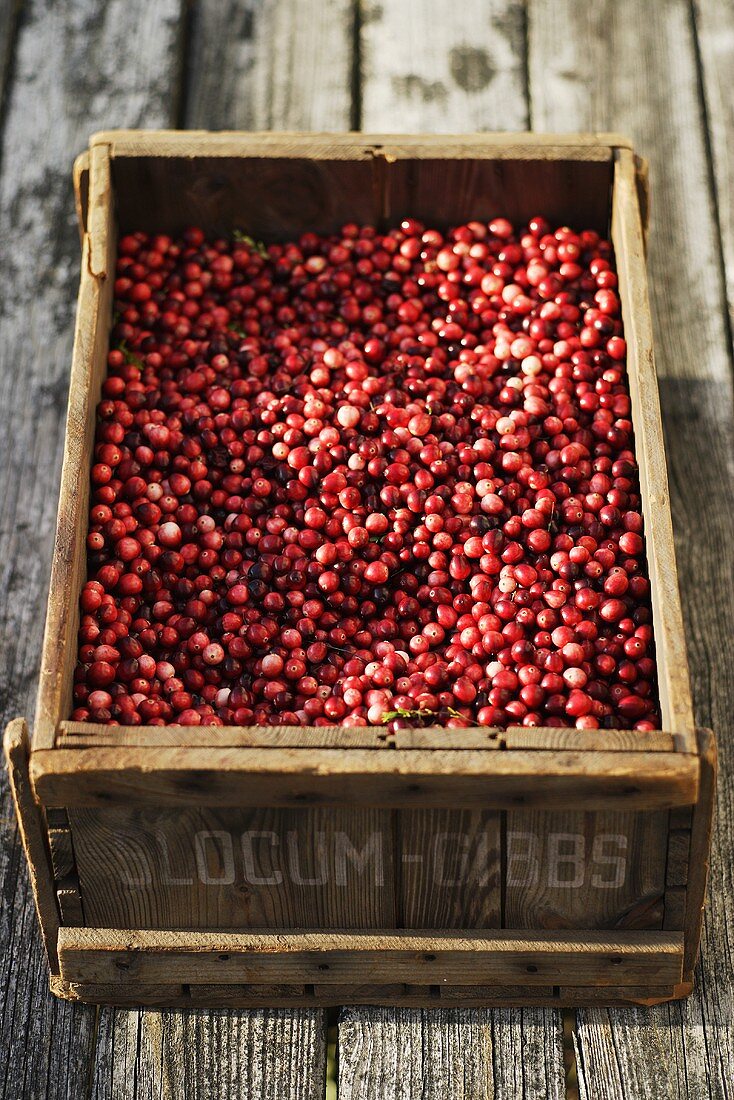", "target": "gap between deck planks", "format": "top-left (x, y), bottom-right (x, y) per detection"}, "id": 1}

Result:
top-left (528, 1), bottom-right (734, 1097)
top-left (693, 0), bottom-right (734, 339)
